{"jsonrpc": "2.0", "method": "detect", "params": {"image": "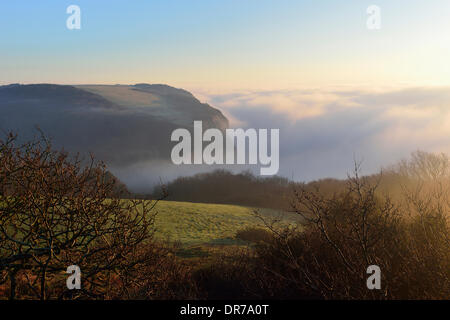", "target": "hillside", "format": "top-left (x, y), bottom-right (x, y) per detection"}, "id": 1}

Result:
top-left (0, 83), bottom-right (228, 170)
top-left (151, 200), bottom-right (301, 246)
